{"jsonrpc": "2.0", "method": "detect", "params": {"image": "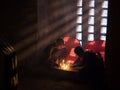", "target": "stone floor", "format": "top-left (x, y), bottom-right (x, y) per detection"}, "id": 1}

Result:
top-left (18, 63), bottom-right (107, 90)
